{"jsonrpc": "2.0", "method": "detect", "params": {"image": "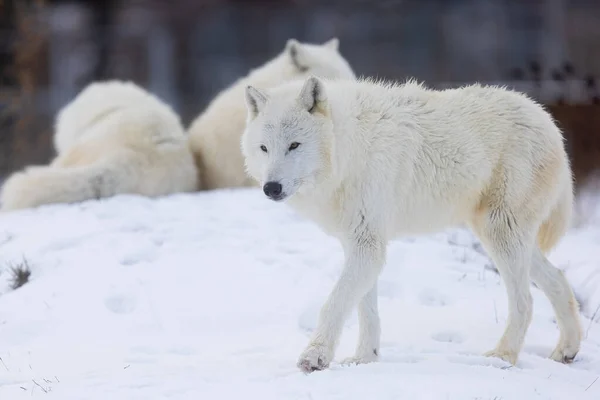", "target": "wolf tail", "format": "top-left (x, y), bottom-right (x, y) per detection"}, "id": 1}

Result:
top-left (537, 178), bottom-right (574, 254)
top-left (0, 158), bottom-right (136, 211)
